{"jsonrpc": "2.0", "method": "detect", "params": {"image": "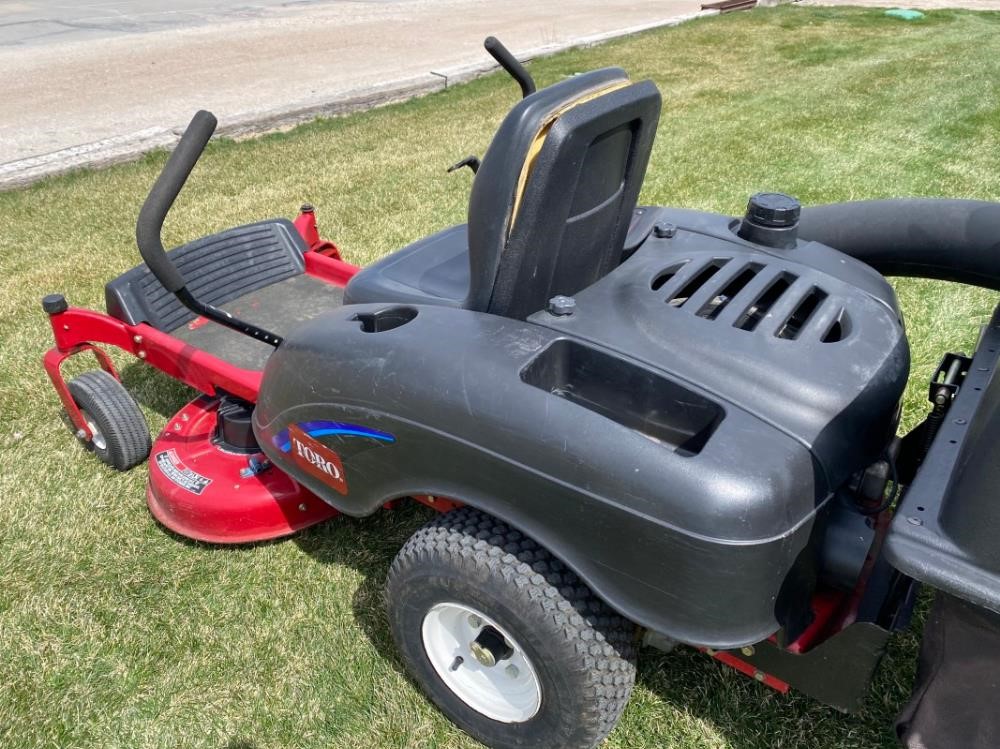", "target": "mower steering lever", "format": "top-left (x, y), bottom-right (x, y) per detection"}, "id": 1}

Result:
top-left (484, 36), bottom-right (536, 98)
top-left (135, 110), bottom-right (284, 347)
top-left (136, 110), bottom-right (215, 295)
